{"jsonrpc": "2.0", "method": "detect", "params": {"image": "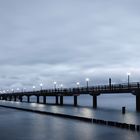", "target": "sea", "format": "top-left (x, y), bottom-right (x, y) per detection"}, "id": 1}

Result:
top-left (0, 93), bottom-right (140, 140)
